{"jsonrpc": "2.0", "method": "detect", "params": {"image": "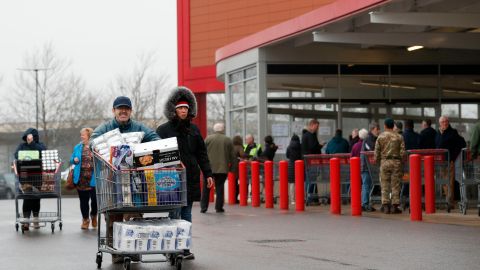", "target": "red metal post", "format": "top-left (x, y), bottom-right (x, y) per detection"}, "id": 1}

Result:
top-left (264, 161), bottom-right (274, 208)
top-left (228, 172), bottom-right (236, 205)
top-left (239, 161), bottom-right (248, 206)
top-left (295, 160), bottom-right (305, 211)
top-left (410, 154), bottom-right (422, 221)
top-left (330, 158), bottom-right (341, 215)
top-left (251, 161), bottom-right (260, 207)
top-left (279, 160), bottom-right (289, 210)
top-left (209, 184), bottom-right (215, 202)
top-left (350, 157), bottom-right (362, 216)
top-left (424, 155), bottom-right (435, 214)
